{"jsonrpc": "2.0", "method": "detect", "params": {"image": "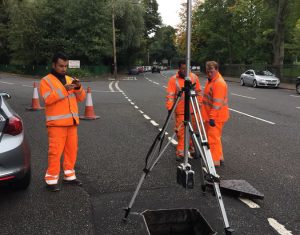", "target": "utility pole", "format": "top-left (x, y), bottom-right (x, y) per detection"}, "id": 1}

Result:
top-left (112, 0), bottom-right (117, 79)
